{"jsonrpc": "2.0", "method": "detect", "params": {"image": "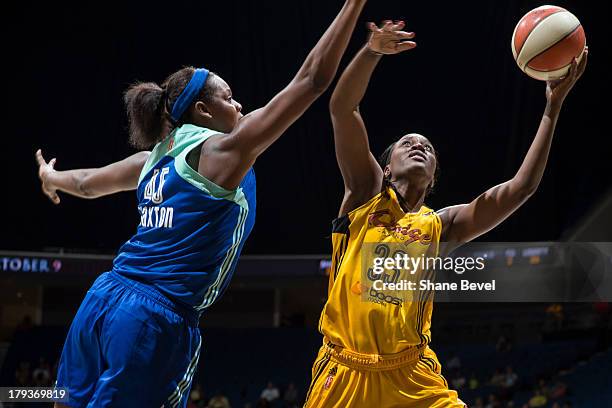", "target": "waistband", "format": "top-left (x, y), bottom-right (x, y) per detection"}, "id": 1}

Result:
top-left (322, 338), bottom-right (426, 371)
top-left (109, 270), bottom-right (199, 327)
